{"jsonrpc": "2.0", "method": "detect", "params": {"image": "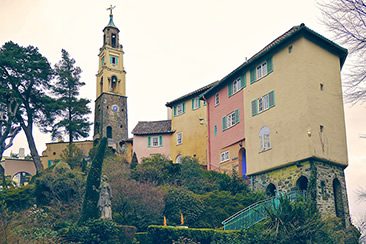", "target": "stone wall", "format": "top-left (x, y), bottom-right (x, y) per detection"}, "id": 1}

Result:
top-left (250, 159), bottom-right (350, 227)
top-left (94, 93), bottom-right (128, 153)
